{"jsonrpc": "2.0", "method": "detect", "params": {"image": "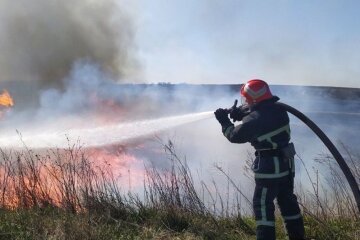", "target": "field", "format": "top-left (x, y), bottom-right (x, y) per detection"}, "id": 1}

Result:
top-left (0, 139), bottom-right (359, 240)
